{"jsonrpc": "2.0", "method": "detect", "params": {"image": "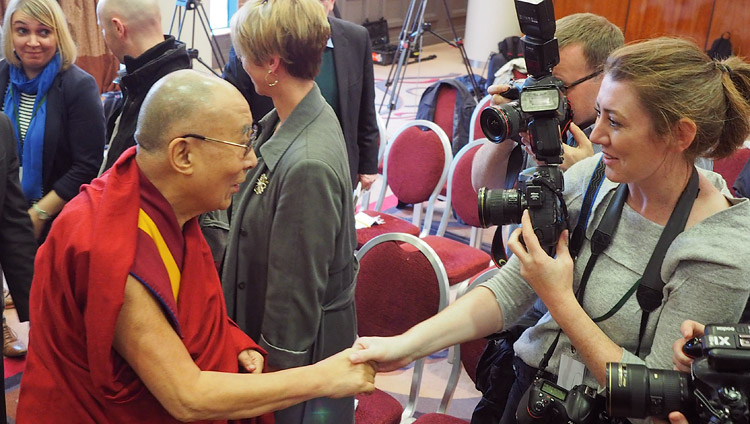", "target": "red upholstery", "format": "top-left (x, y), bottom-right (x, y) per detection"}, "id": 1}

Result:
top-left (714, 148), bottom-right (750, 196)
top-left (450, 145), bottom-right (482, 227)
top-left (414, 413), bottom-right (469, 423)
top-left (421, 236), bottom-right (490, 285)
top-left (356, 240), bottom-right (441, 337)
top-left (460, 338), bottom-right (488, 384)
top-left (356, 211), bottom-right (420, 249)
top-left (434, 86), bottom-right (458, 143)
top-left (357, 121), bottom-right (450, 249)
top-left (388, 125), bottom-right (448, 204)
top-left (472, 96), bottom-right (492, 141)
top-left (355, 389), bottom-right (402, 424)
